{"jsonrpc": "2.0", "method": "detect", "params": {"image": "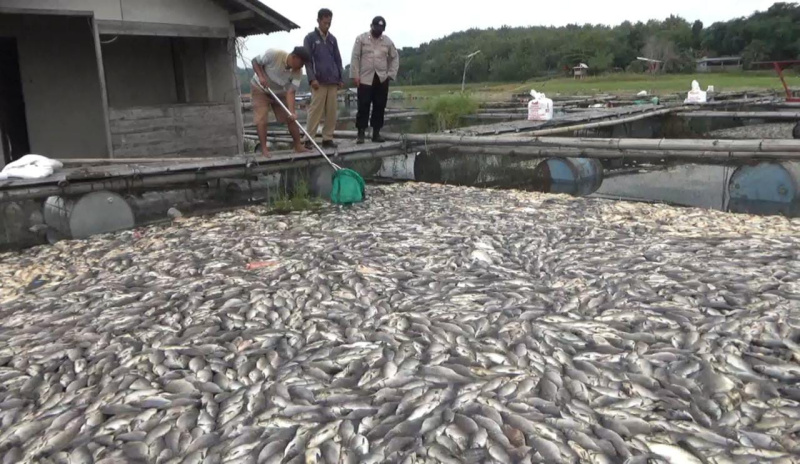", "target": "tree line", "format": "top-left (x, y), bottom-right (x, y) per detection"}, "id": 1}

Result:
top-left (393, 2), bottom-right (800, 85)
